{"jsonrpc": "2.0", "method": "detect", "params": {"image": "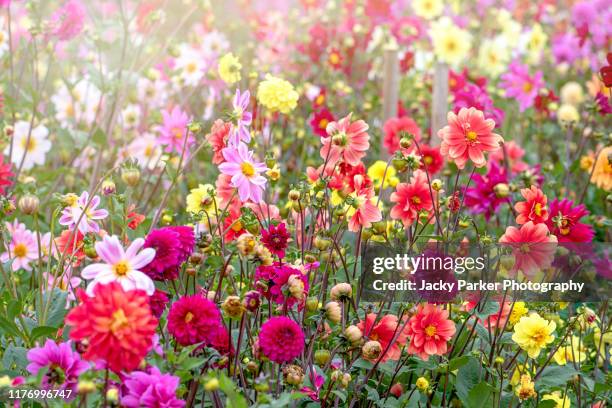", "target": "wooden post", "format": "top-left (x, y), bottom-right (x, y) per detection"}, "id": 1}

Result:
top-left (431, 62), bottom-right (449, 142)
top-left (382, 43), bottom-right (399, 155)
